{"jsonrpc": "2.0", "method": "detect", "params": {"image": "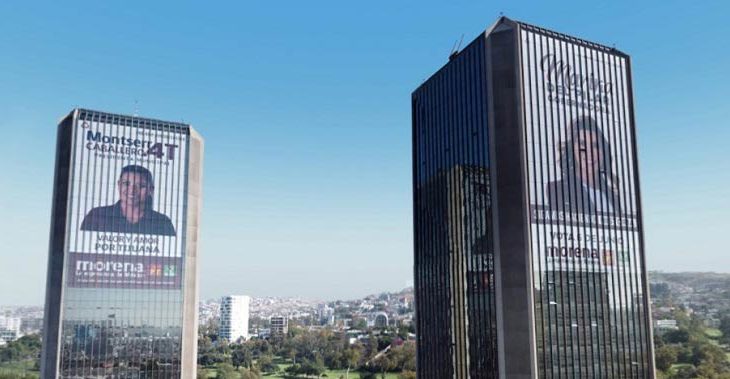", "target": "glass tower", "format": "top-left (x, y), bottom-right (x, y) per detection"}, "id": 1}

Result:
top-left (41, 109), bottom-right (204, 378)
top-left (412, 18), bottom-right (655, 378)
